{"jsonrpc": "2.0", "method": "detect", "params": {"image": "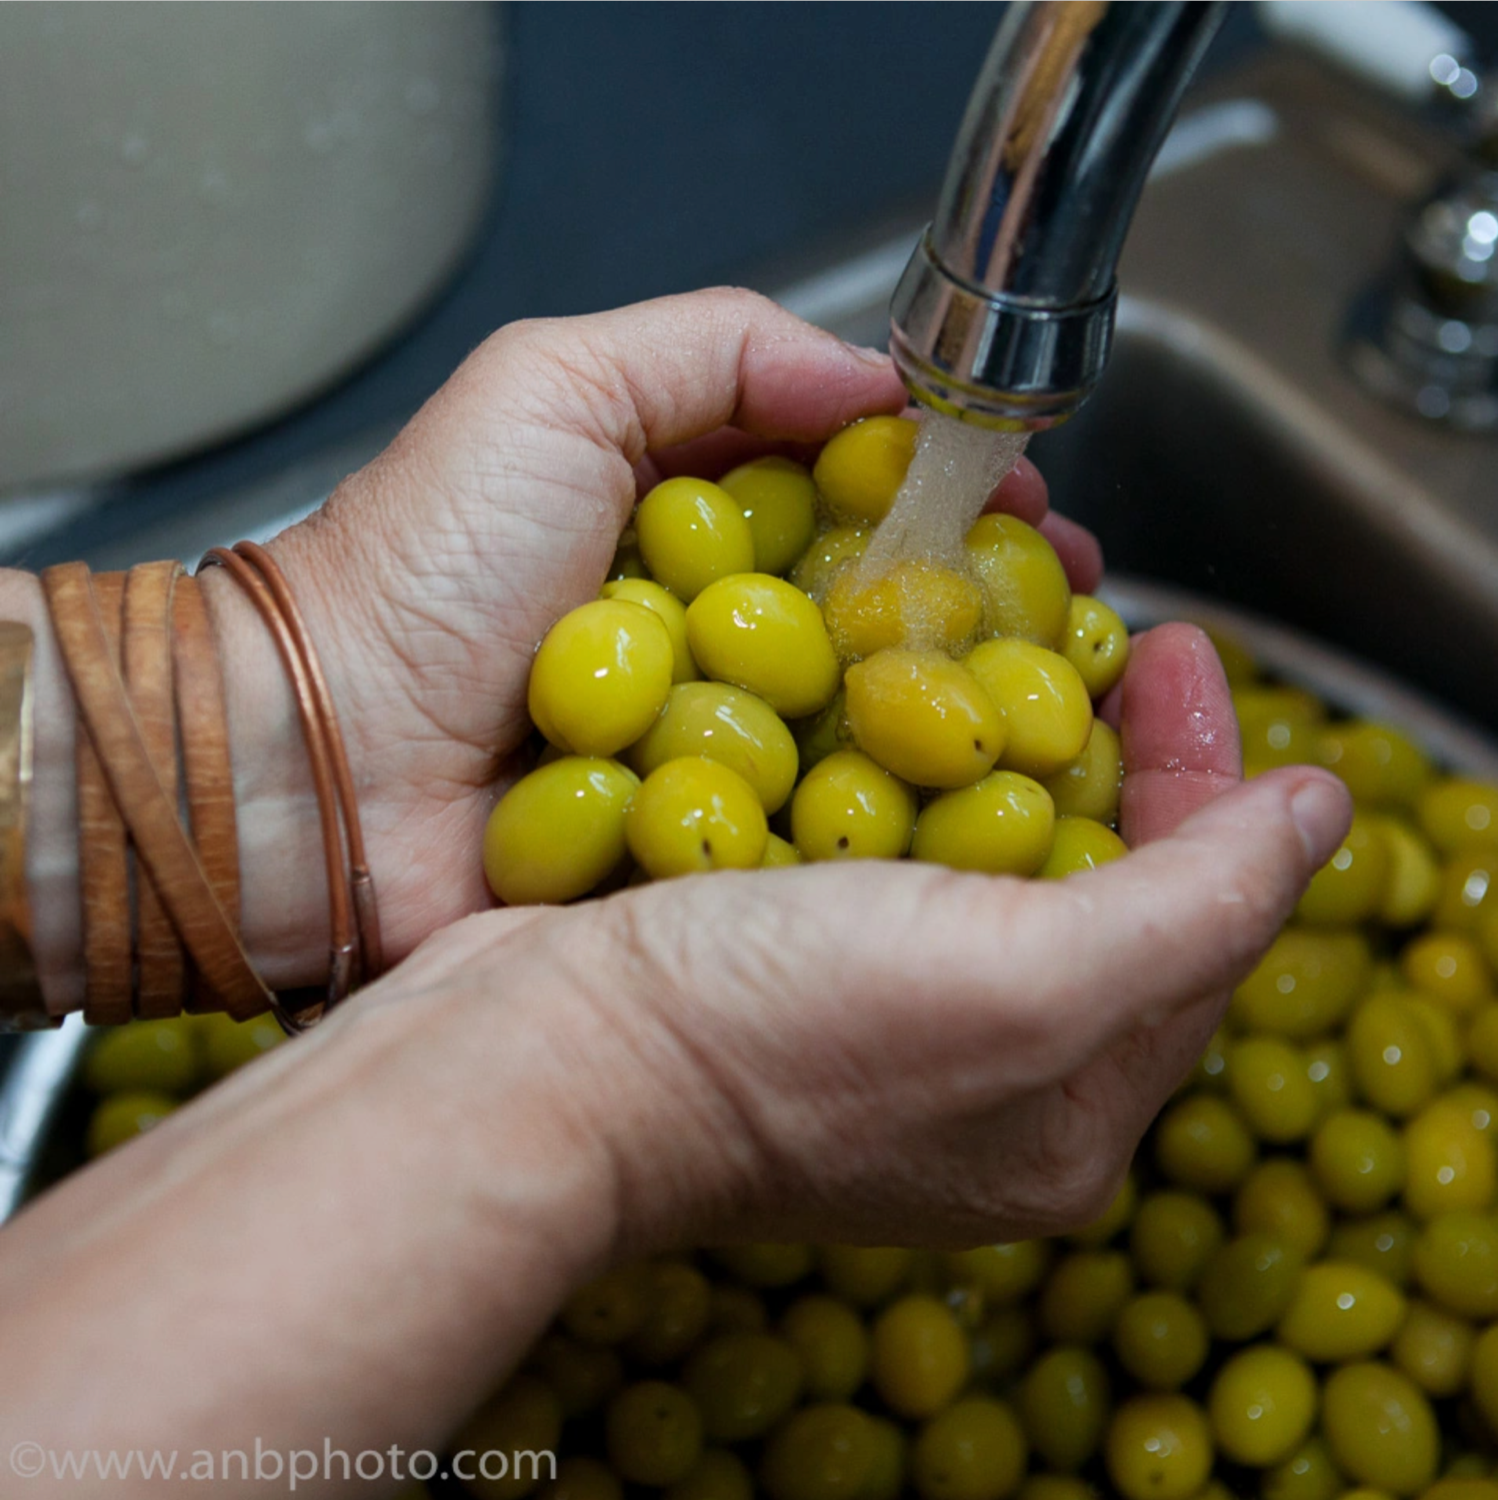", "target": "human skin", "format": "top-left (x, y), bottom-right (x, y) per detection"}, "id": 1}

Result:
top-left (0, 289), bottom-right (1351, 1497)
